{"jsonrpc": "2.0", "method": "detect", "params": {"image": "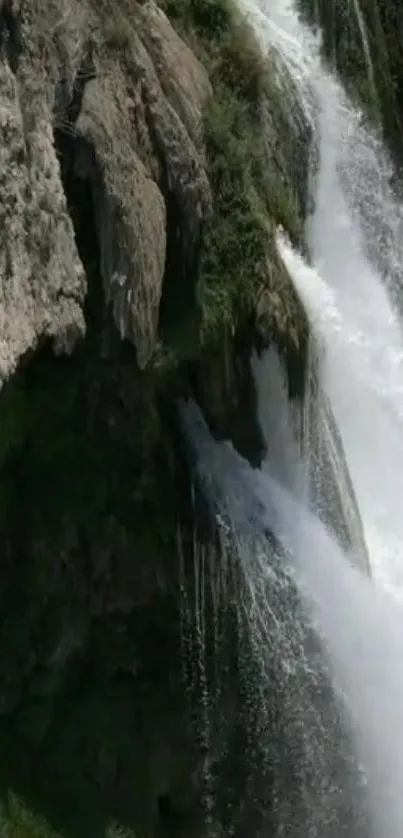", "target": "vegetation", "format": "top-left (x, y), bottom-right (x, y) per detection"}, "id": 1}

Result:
top-left (0, 792), bottom-right (137, 838)
top-left (0, 1), bottom-right (311, 836)
top-left (158, 0), bottom-right (307, 353)
top-left (86, 0), bottom-right (308, 360)
top-left (0, 794), bottom-right (62, 838)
